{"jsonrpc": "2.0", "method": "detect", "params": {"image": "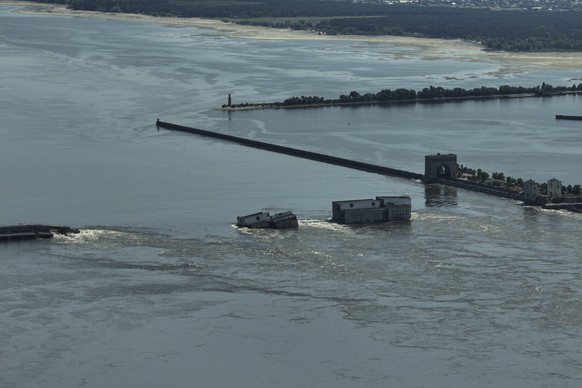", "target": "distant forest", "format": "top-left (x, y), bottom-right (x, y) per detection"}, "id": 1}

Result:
top-left (33, 0), bottom-right (582, 52)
